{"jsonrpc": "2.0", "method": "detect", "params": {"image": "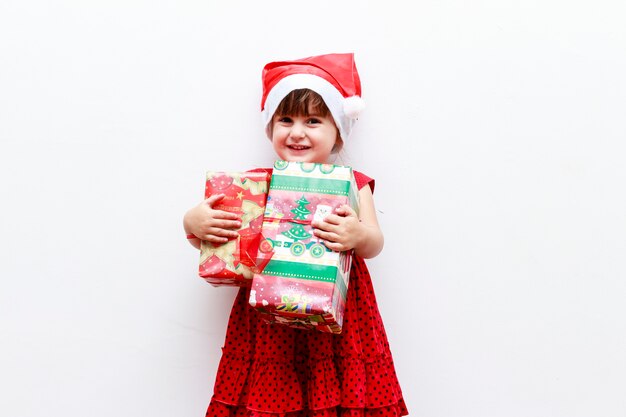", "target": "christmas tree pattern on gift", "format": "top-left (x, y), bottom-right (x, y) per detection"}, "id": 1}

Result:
top-left (262, 197), bottom-right (330, 258)
top-left (282, 195), bottom-right (312, 241)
